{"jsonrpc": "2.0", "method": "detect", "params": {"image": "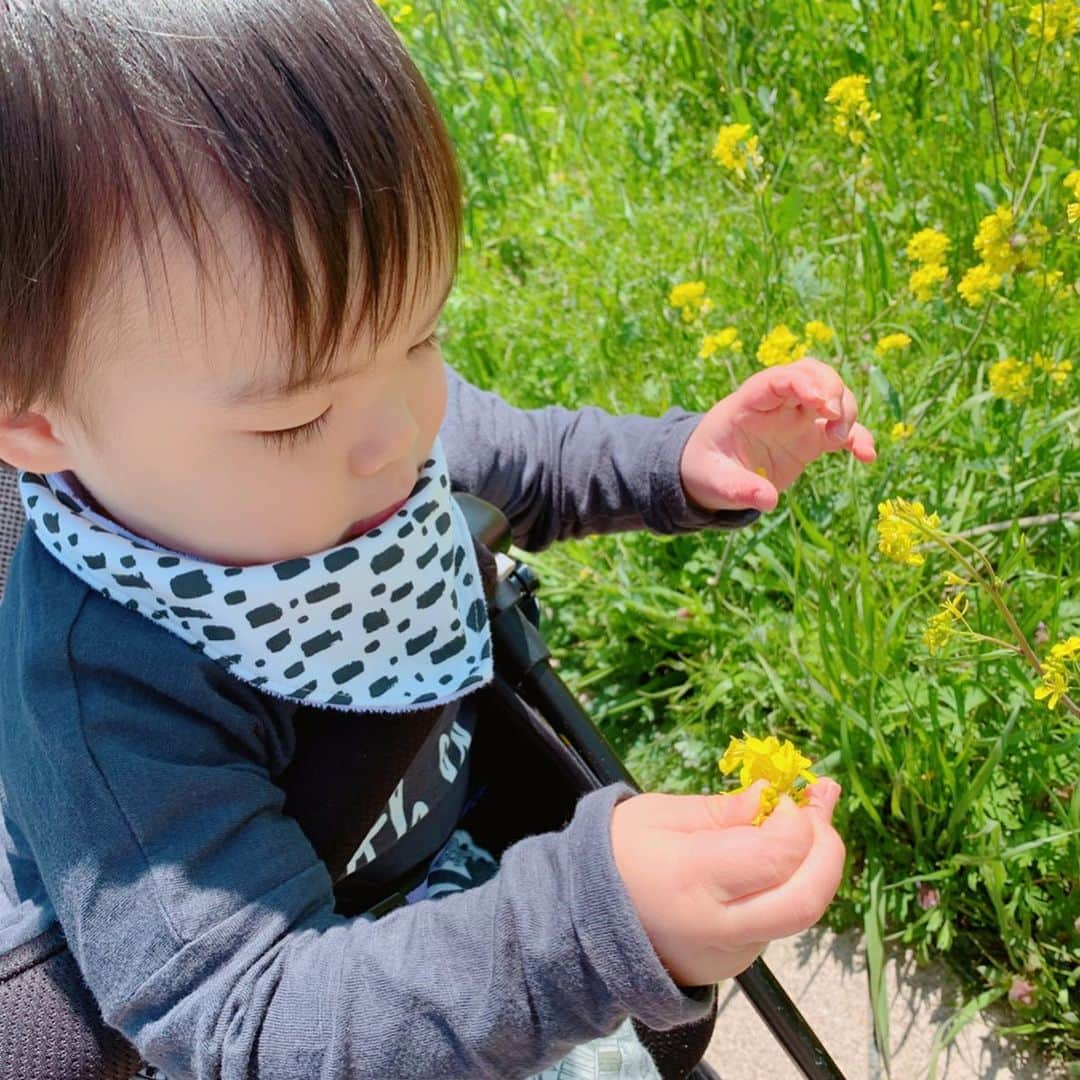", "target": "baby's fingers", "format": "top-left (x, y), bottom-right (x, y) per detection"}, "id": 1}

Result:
top-left (716, 783), bottom-right (846, 946)
top-left (689, 794), bottom-right (815, 902)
